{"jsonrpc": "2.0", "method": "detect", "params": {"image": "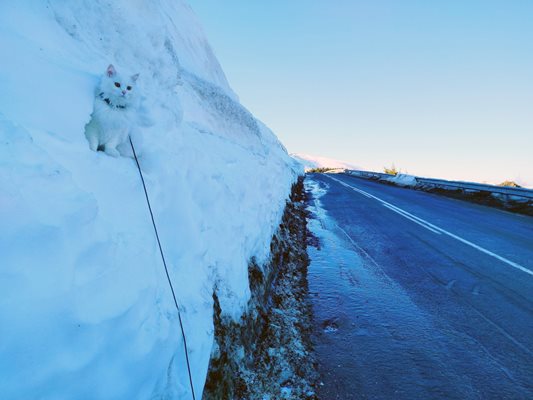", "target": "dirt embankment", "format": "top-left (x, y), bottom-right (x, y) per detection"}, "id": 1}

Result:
top-left (203, 177), bottom-right (319, 400)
